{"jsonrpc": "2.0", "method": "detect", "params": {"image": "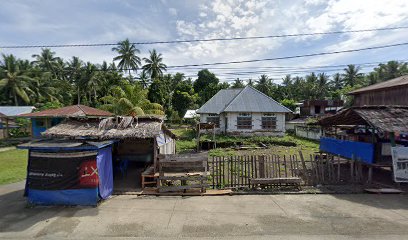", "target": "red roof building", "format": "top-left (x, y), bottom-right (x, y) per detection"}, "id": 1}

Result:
top-left (18, 105), bottom-right (113, 138)
top-left (19, 105), bottom-right (113, 118)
